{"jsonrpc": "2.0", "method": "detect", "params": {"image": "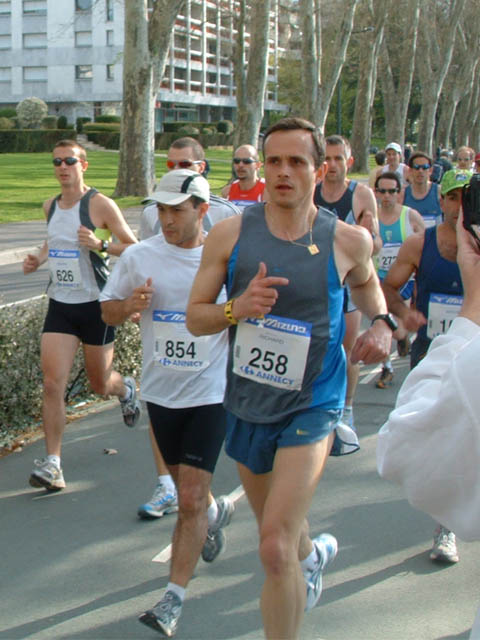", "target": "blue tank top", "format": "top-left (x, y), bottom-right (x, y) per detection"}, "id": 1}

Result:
top-left (225, 204), bottom-right (346, 423)
top-left (403, 183), bottom-right (442, 227)
top-left (314, 180), bottom-right (357, 224)
top-left (416, 226), bottom-right (463, 341)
